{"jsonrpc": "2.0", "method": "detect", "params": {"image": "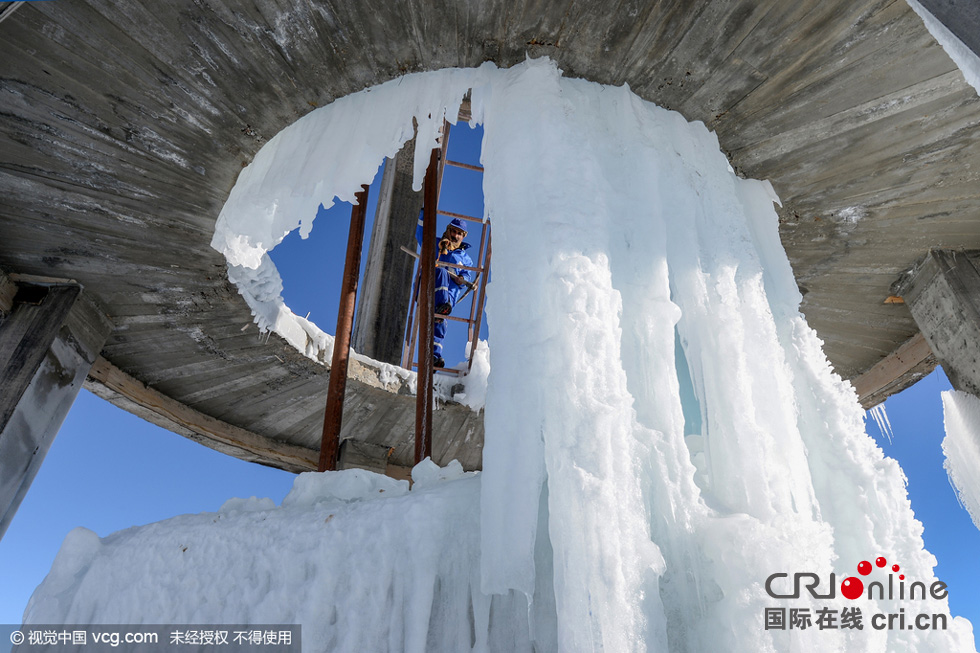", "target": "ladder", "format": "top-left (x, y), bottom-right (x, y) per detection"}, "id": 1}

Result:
top-left (400, 121), bottom-right (491, 377)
